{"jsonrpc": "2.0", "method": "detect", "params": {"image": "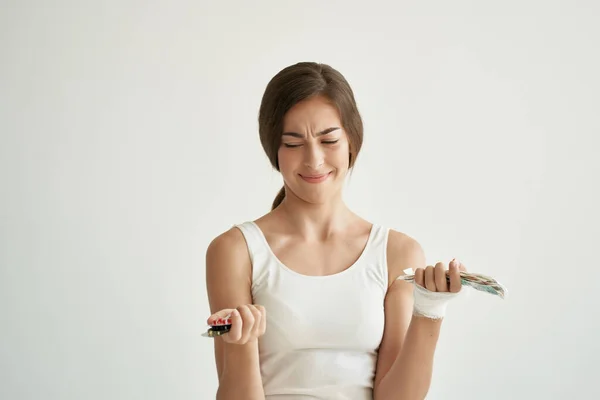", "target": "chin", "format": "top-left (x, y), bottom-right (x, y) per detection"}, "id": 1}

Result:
top-left (293, 188), bottom-right (342, 205)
